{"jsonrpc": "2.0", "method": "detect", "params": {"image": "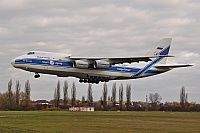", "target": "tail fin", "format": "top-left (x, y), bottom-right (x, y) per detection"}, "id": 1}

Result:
top-left (134, 38), bottom-right (172, 77)
top-left (146, 38), bottom-right (172, 64)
